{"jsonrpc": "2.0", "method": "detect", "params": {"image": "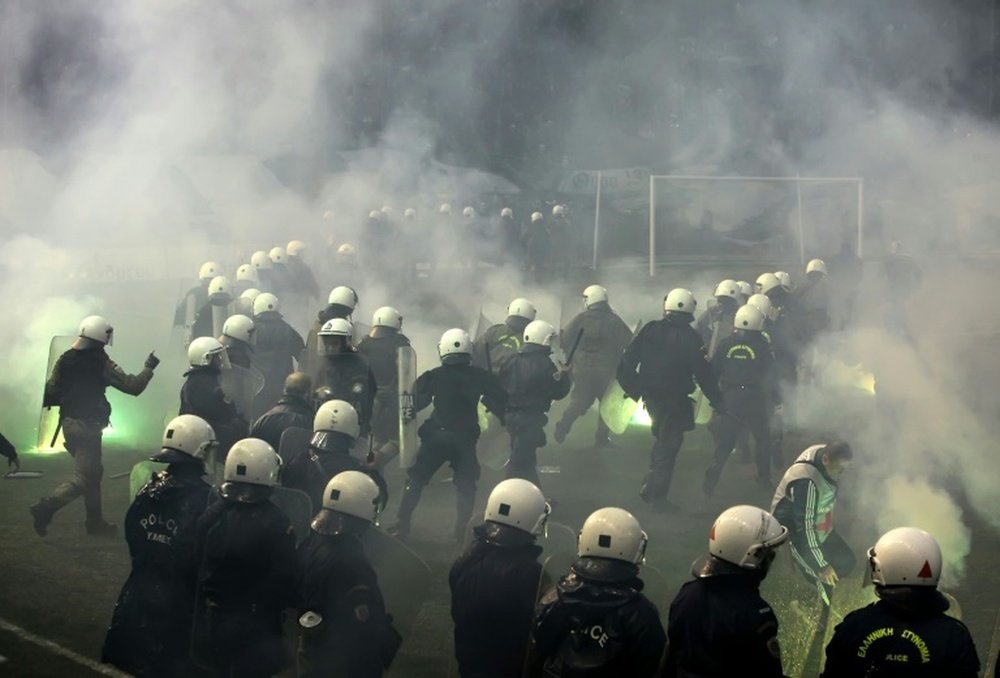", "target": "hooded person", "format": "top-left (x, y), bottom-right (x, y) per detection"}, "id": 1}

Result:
top-left (472, 297), bottom-right (537, 374)
top-left (821, 527), bottom-right (980, 678)
top-left (311, 318), bottom-right (378, 439)
top-left (356, 306), bottom-right (412, 467)
top-left (32, 315), bottom-right (159, 537)
top-left (450, 479), bottom-right (551, 678)
top-left (250, 372), bottom-right (314, 452)
top-left (532, 508), bottom-right (666, 677)
top-left (180, 337), bottom-right (248, 461)
top-left (303, 286), bottom-right (359, 374)
top-left (251, 293), bottom-right (306, 417)
top-left (664, 505), bottom-right (789, 677)
top-left (102, 416), bottom-right (217, 676)
top-left (295, 471), bottom-right (400, 678)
